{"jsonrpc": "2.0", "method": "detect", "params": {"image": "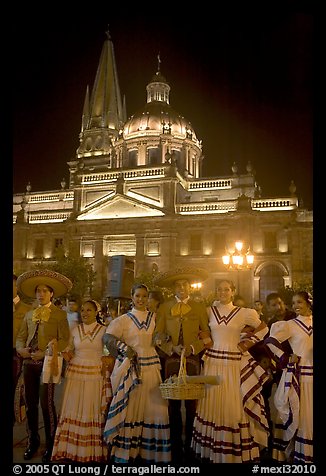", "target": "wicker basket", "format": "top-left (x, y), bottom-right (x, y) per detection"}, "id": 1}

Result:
top-left (159, 349), bottom-right (205, 400)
